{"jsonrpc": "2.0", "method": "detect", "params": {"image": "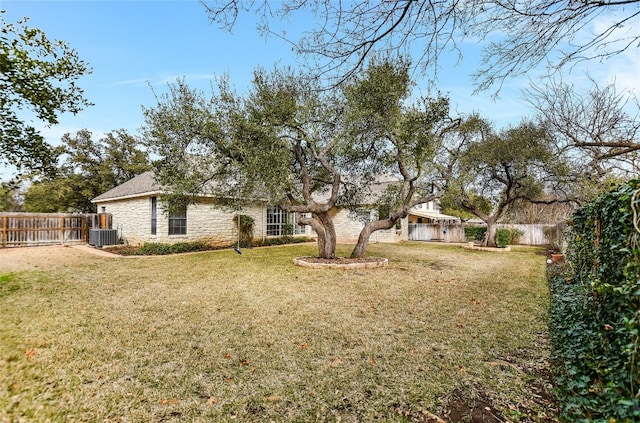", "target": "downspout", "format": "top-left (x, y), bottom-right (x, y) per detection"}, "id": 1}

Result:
top-left (262, 202), bottom-right (266, 243)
